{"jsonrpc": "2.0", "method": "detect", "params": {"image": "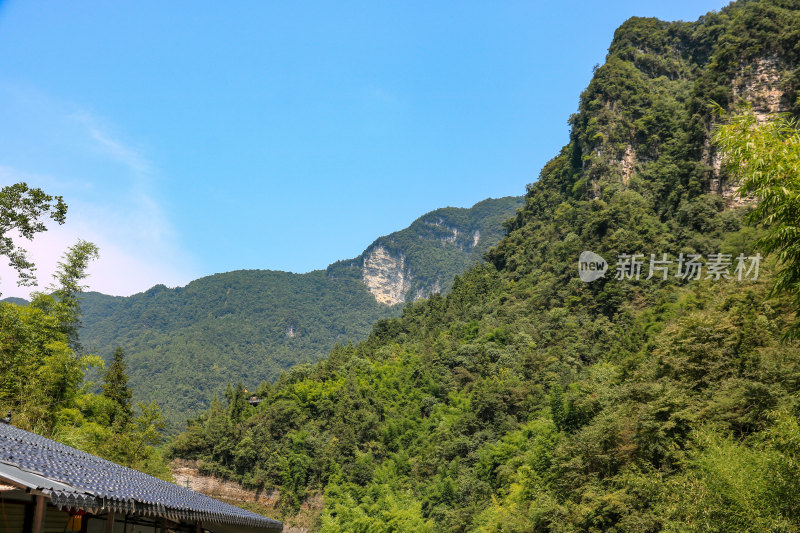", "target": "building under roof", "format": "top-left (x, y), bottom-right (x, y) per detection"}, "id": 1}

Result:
top-left (0, 421), bottom-right (282, 533)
